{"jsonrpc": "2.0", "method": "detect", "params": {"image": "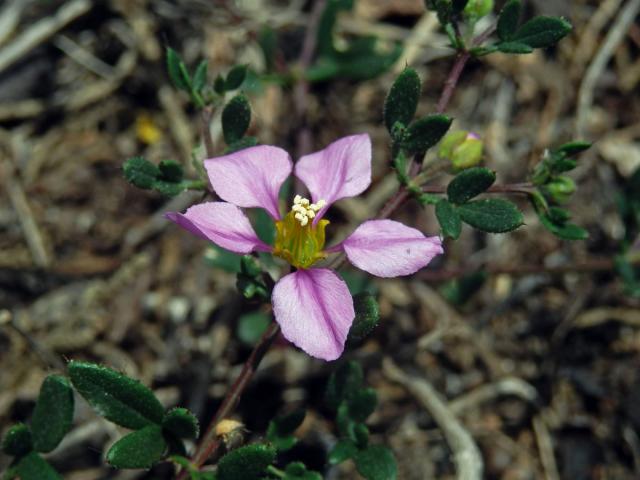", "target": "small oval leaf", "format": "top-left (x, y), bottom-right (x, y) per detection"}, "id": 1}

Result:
top-left (225, 65), bottom-right (248, 91)
top-left (497, 0), bottom-right (522, 41)
top-left (217, 443), bottom-right (276, 480)
top-left (32, 375), bottom-right (74, 453)
top-left (10, 452), bottom-right (62, 480)
top-left (383, 68), bottom-right (421, 135)
top-left (348, 292), bottom-right (380, 342)
top-left (106, 425), bottom-right (167, 469)
top-left (68, 361), bottom-right (164, 429)
top-left (162, 407), bottom-right (199, 439)
top-left (325, 361), bottom-right (364, 411)
top-left (401, 114), bottom-right (452, 153)
top-left (222, 95), bottom-right (251, 145)
top-left (166, 47), bottom-right (191, 91)
top-left (435, 199), bottom-right (462, 239)
top-left (512, 16), bottom-right (572, 48)
top-left (458, 198), bottom-right (524, 233)
top-left (354, 445), bottom-right (397, 480)
top-left (447, 167), bottom-right (496, 204)
top-left (2, 423), bottom-right (33, 457)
